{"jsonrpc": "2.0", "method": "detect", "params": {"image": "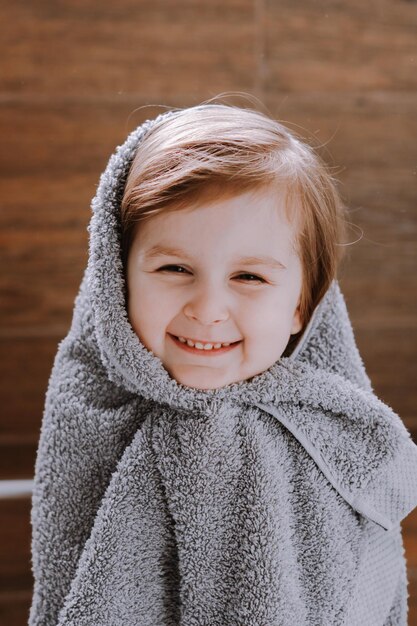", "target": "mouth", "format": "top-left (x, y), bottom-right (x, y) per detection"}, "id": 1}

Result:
top-left (168, 333), bottom-right (242, 356)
